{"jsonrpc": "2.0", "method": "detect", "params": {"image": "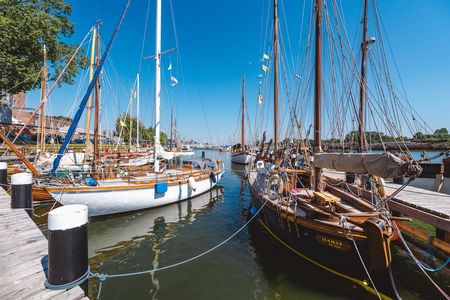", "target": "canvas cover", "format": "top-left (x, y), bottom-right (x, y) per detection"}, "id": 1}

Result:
top-left (315, 152), bottom-right (406, 178)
